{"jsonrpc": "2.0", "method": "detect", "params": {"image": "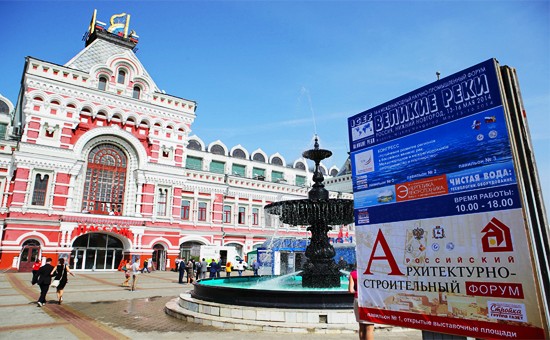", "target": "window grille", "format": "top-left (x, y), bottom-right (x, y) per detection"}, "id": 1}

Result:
top-left (81, 144), bottom-right (127, 215)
